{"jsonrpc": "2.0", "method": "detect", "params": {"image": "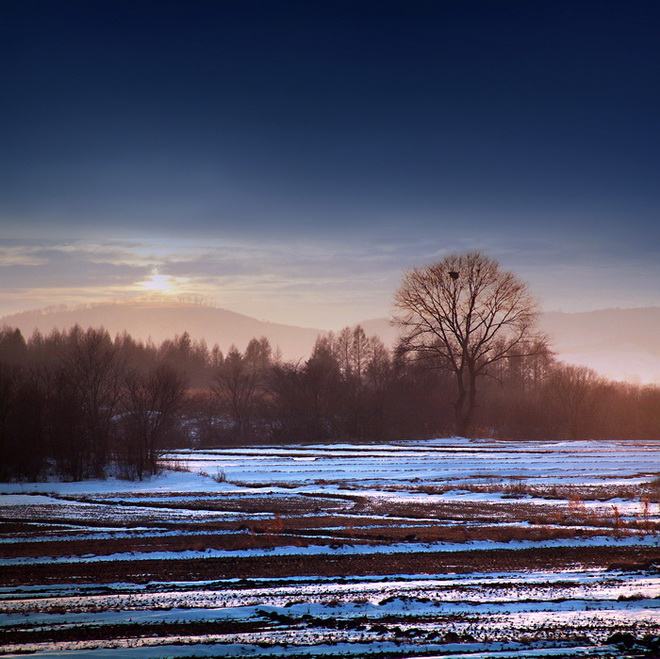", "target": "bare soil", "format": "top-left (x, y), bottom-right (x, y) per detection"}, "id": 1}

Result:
top-left (3, 544), bottom-right (658, 587)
